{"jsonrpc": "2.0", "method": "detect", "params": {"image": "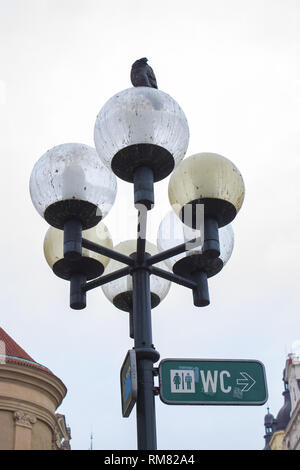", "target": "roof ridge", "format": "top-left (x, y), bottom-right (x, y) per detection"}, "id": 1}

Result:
top-left (0, 327), bottom-right (35, 362)
top-left (0, 328), bottom-right (53, 375)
